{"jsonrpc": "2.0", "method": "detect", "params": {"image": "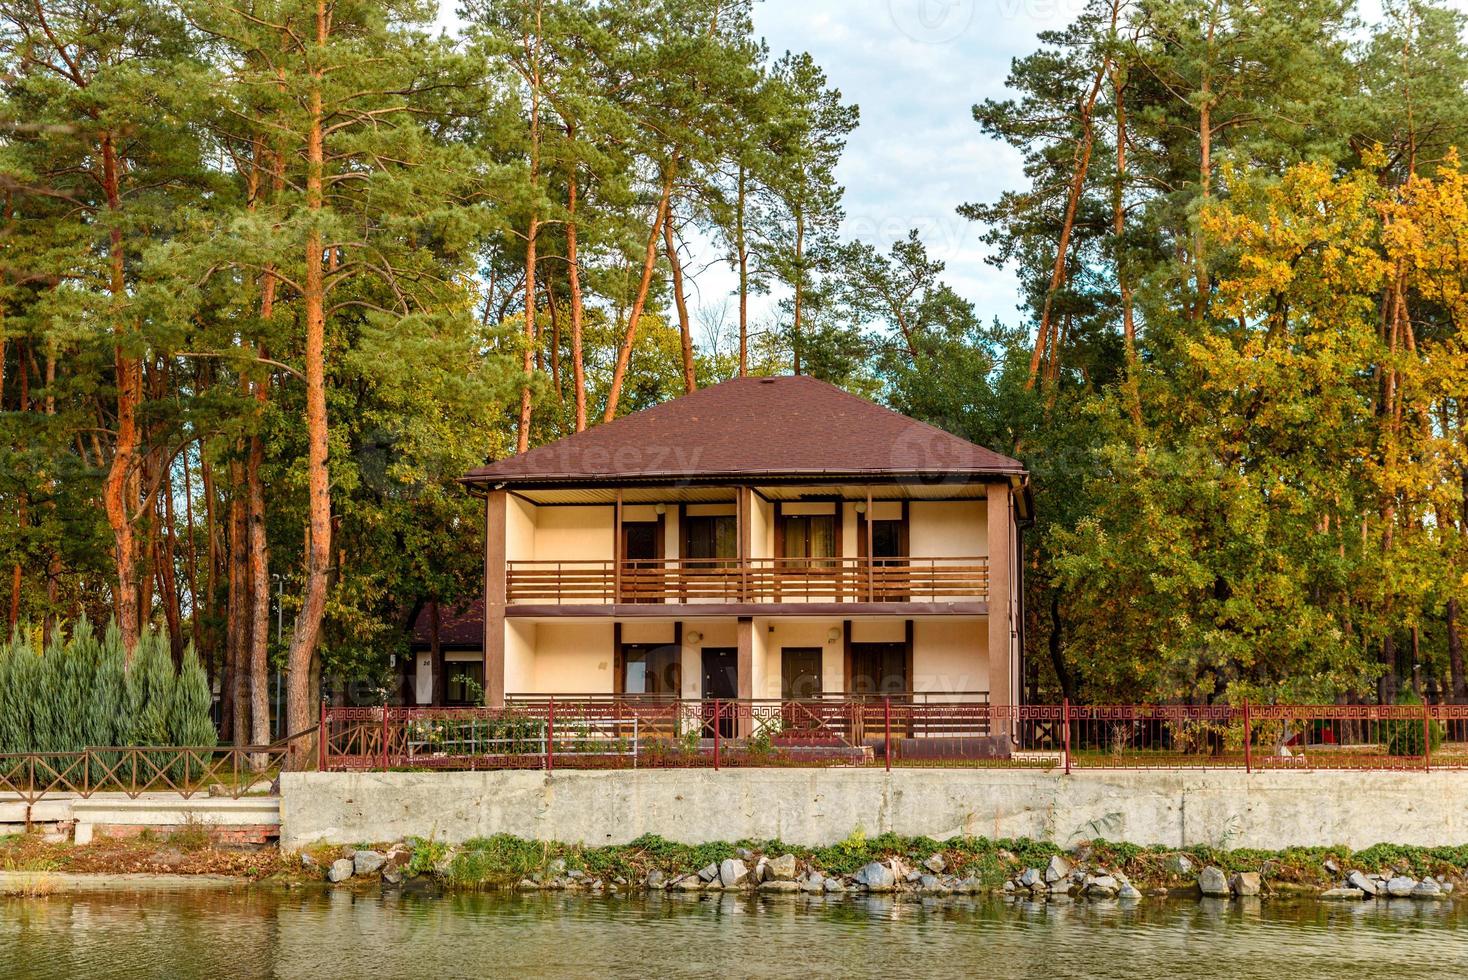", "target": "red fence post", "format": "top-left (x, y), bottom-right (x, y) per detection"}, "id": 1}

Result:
top-left (1424, 702), bottom-right (1432, 772)
top-left (380, 707), bottom-right (390, 771)
top-left (318, 698), bottom-right (327, 771)
top-left (1243, 700), bottom-right (1252, 774)
top-left (547, 696), bottom-right (555, 773)
top-left (713, 699), bottom-right (721, 771)
top-left (884, 697), bottom-right (892, 772)
top-left (1062, 698), bottom-right (1071, 775)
